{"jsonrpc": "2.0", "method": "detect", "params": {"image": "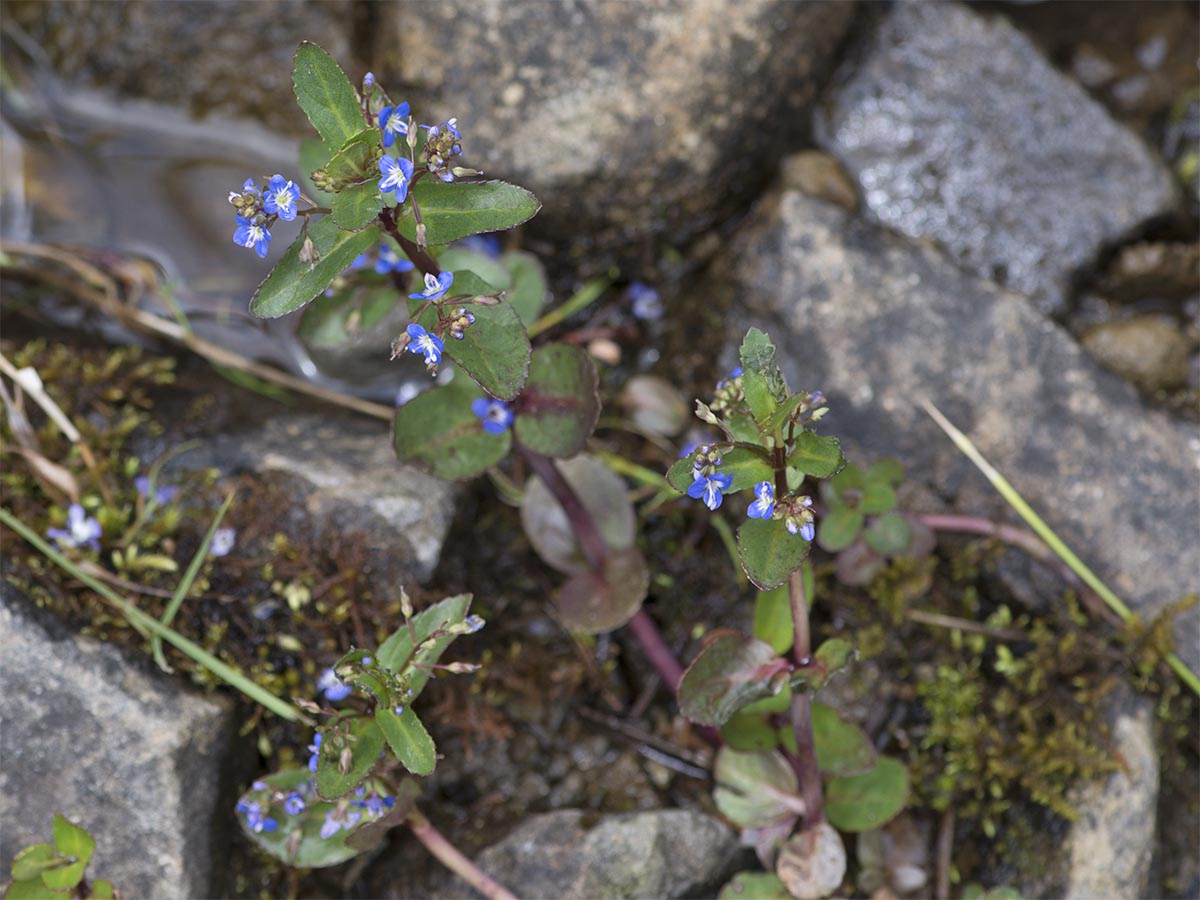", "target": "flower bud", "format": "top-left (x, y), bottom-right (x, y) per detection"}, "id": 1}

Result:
top-left (451, 166), bottom-right (481, 178)
top-left (298, 237), bottom-right (318, 266)
top-left (416, 223), bottom-right (427, 249)
top-left (694, 400), bottom-right (720, 425)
